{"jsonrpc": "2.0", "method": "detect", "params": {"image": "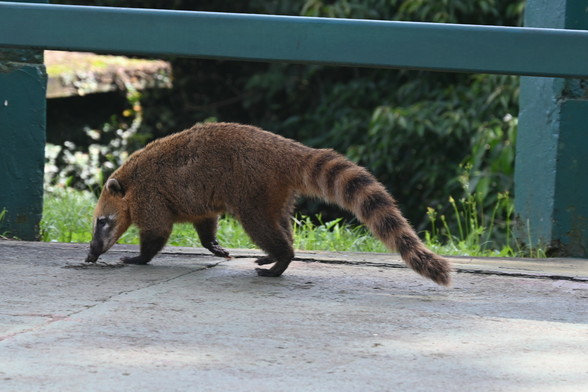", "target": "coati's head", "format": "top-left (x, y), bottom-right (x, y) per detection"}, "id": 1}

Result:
top-left (85, 178), bottom-right (131, 263)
